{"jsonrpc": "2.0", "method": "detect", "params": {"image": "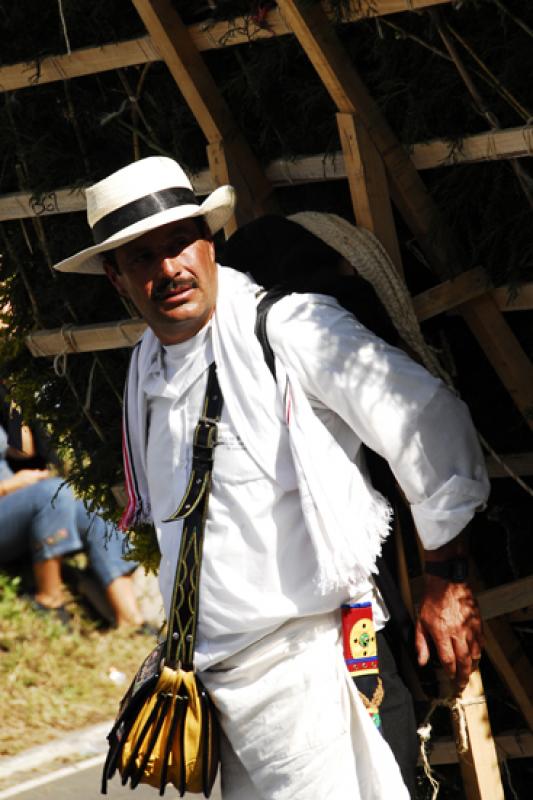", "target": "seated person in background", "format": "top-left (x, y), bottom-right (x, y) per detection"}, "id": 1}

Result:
top-left (0, 406), bottom-right (146, 630)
